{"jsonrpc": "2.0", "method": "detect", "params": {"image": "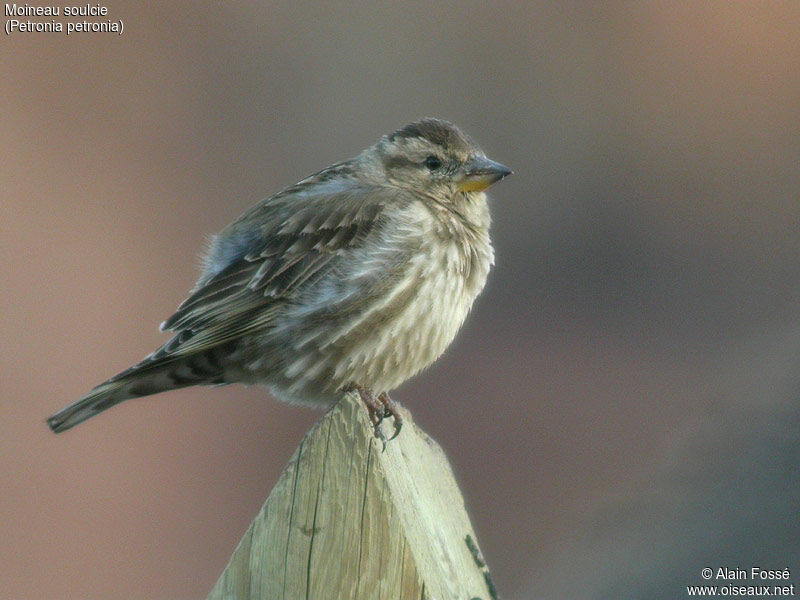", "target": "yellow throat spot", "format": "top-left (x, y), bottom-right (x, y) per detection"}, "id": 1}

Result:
top-left (457, 175), bottom-right (495, 193)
